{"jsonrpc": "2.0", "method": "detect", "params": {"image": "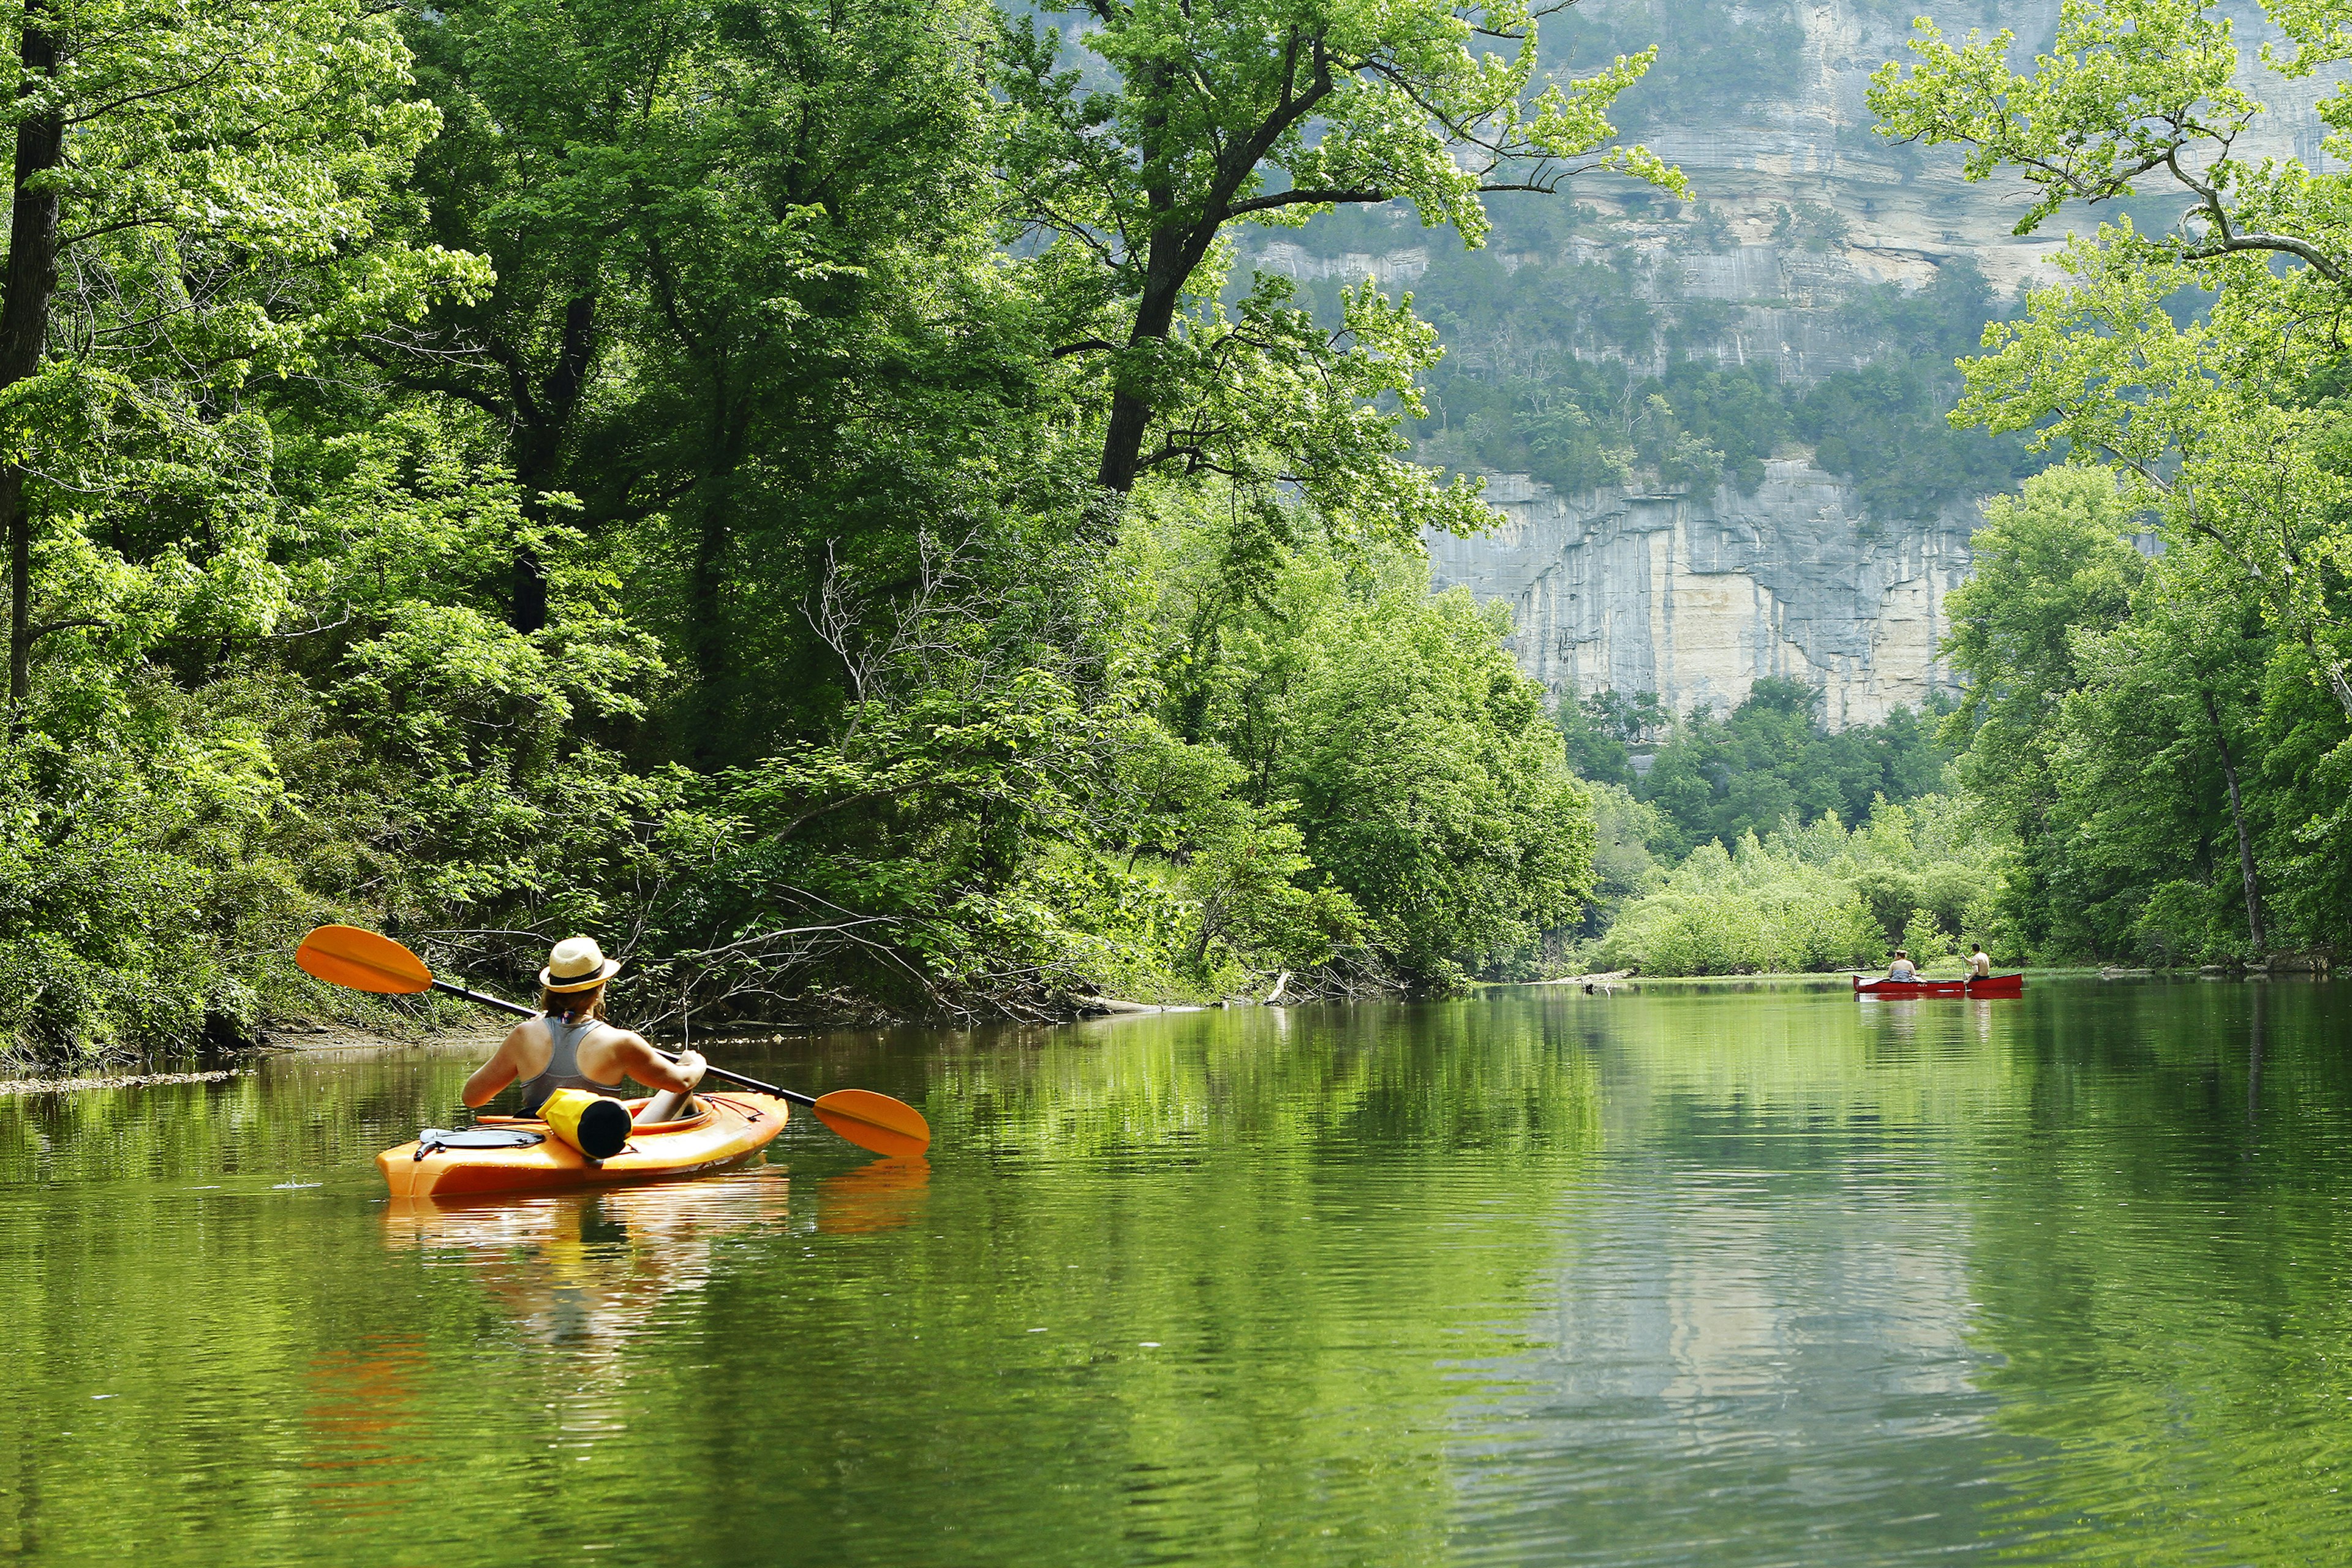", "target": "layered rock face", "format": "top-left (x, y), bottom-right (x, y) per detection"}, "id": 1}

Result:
top-left (1427, 466), bottom-right (1973, 727)
top-left (1253, 1), bottom-right (2343, 726)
